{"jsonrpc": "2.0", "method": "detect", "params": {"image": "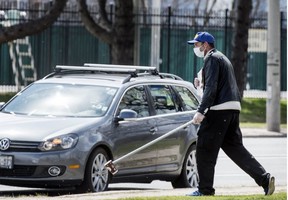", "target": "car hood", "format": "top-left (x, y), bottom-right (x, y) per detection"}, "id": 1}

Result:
top-left (0, 112), bottom-right (102, 141)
